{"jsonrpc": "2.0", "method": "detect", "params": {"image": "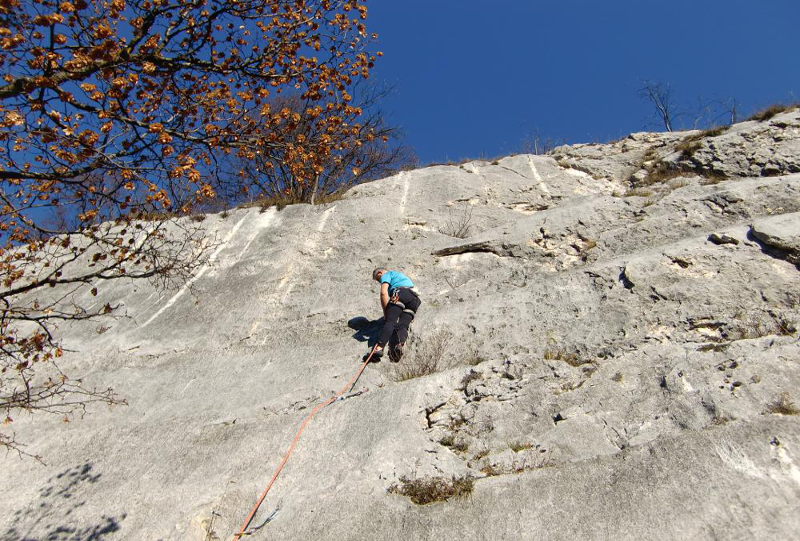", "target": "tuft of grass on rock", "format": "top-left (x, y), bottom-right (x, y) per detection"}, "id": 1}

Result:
top-left (440, 434), bottom-right (456, 447)
top-left (699, 125), bottom-right (729, 137)
top-left (629, 146), bottom-right (728, 190)
top-left (509, 441), bottom-right (533, 453)
top-left (543, 347), bottom-right (590, 367)
top-left (625, 187), bottom-right (654, 198)
top-left (675, 139), bottom-right (702, 159)
top-left (680, 126), bottom-right (729, 146)
top-left (440, 434), bottom-right (469, 453)
top-left (747, 103), bottom-right (799, 122)
top-left (635, 160), bottom-right (685, 188)
top-left (390, 475), bottom-right (474, 505)
top-left (237, 191), bottom-right (346, 212)
top-left (452, 441), bottom-right (470, 453)
top-left (698, 173), bottom-right (728, 186)
top-left (727, 313), bottom-right (797, 341)
top-left (460, 370), bottom-right (482, 388)
top-left (581, 238), bottom-right (597, 252)
top-left (765, 392), bottom-right (799, 416)
top-left (668, 178), bottom-right (690, 190)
